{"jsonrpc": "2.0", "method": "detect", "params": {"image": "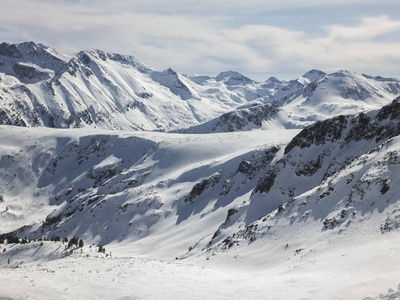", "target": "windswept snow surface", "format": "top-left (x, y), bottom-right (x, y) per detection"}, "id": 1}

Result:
top-left (1, 232), bottom-right (400, 300)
